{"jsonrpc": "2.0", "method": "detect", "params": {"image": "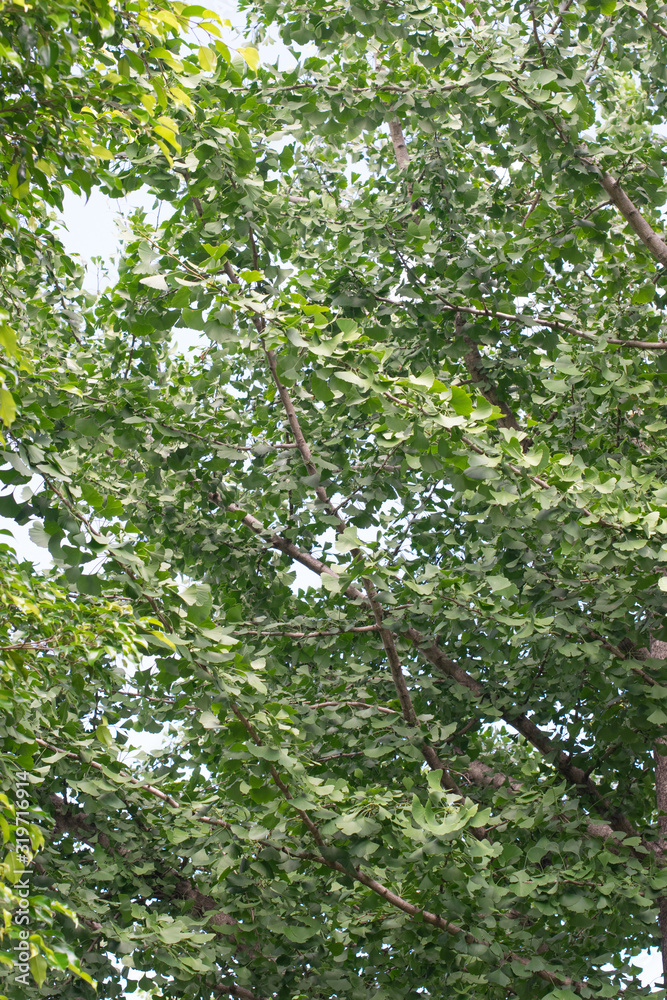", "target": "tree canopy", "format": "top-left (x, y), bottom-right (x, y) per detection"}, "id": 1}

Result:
top-left (3, 0), bottom-right (667, 997)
